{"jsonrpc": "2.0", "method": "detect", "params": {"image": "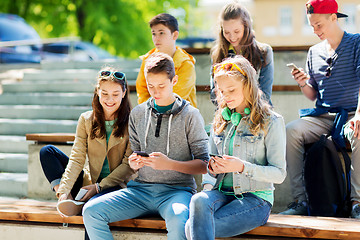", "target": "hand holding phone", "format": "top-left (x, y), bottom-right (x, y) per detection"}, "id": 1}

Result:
top-left (75, 188), bottom-right (88, 201)
top-left (210, 153), bottom-right (223, 159)
top-left (286, 63), bottom-right (300, 71)
top-left (134, 151), bottom-right (150, 157)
